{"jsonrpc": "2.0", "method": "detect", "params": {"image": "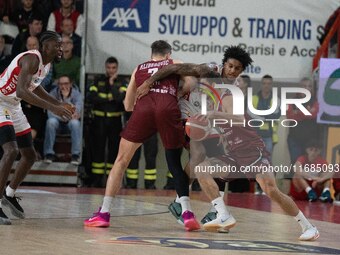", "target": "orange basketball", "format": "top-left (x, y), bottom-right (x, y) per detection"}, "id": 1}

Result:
top-left (64, 103), bottom-right (76, 114)
top-left (185, 115), bottom-right (210, 141)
